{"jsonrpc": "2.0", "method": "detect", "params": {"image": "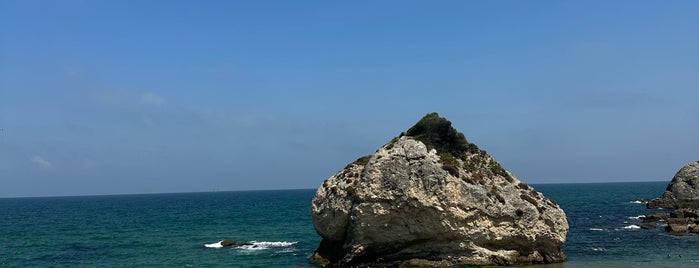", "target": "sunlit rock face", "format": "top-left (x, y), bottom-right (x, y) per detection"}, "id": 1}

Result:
top-left (310, 113), bottom-right (568, 267)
